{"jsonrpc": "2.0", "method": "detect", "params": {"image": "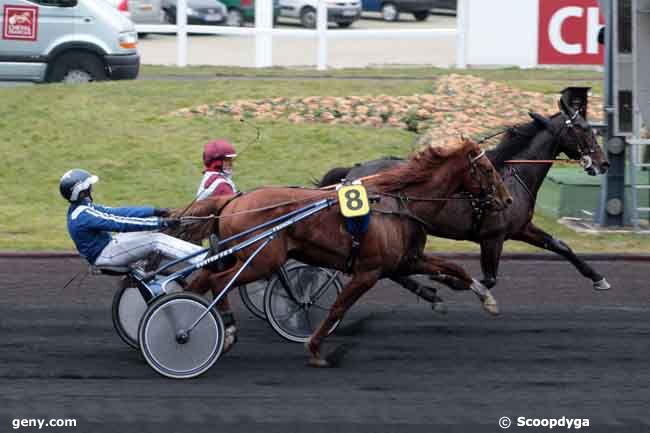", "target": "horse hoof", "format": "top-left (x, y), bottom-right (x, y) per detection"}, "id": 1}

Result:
top-left (593, 278), bottom-right (611, 291)
top-left (222, 326), bottom-right (238, 354)
top-left (308, 357), bottom-right (330, 368)
top-left (432, 301), bottom-right (448, 315)
top-left (482, 291), bottom-right (500, 316)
